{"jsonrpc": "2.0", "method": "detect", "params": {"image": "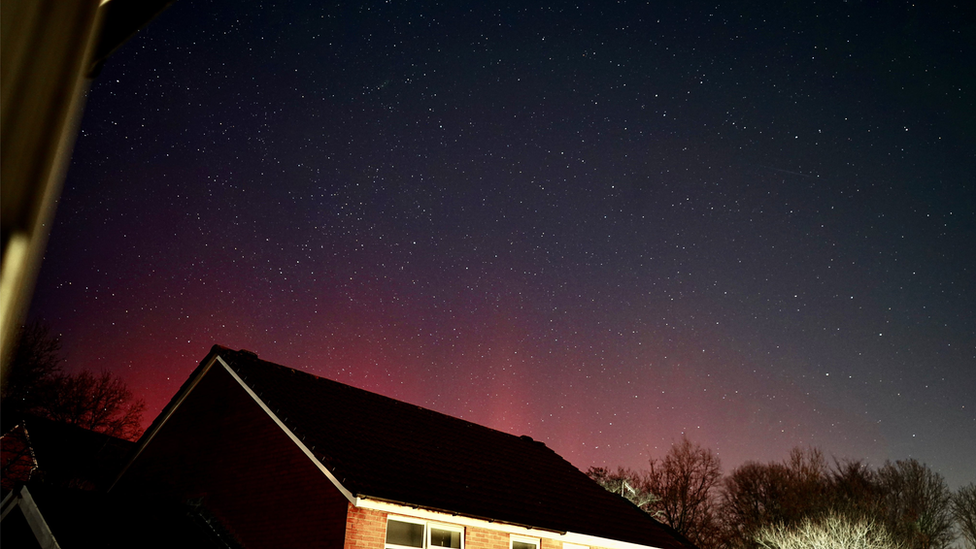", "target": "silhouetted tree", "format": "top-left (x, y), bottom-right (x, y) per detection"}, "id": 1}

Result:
top-left (828, 459), bottom-right (884, 520)
top-left (876, 459), bottom-right (955, 549)
top-left (646, 436), bottom-right (723, 548)
top-left (2, 321), bottom-right (145, 440)
top-left (593, 443), bottom-right (961, 549)
top-left (718, 448), bottom-right (831, 548)
top-left (2, 321), bottom-right (63, 415)
top-left (953, 484), bottom-right (976, 549)
top-left (44, 370), bottom-right (145, 440)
